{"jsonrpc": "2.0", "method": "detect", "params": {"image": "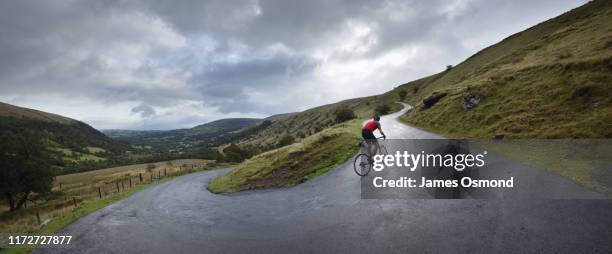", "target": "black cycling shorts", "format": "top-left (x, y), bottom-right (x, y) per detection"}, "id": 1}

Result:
top-left (362, 128), bottom-right (376, 140)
